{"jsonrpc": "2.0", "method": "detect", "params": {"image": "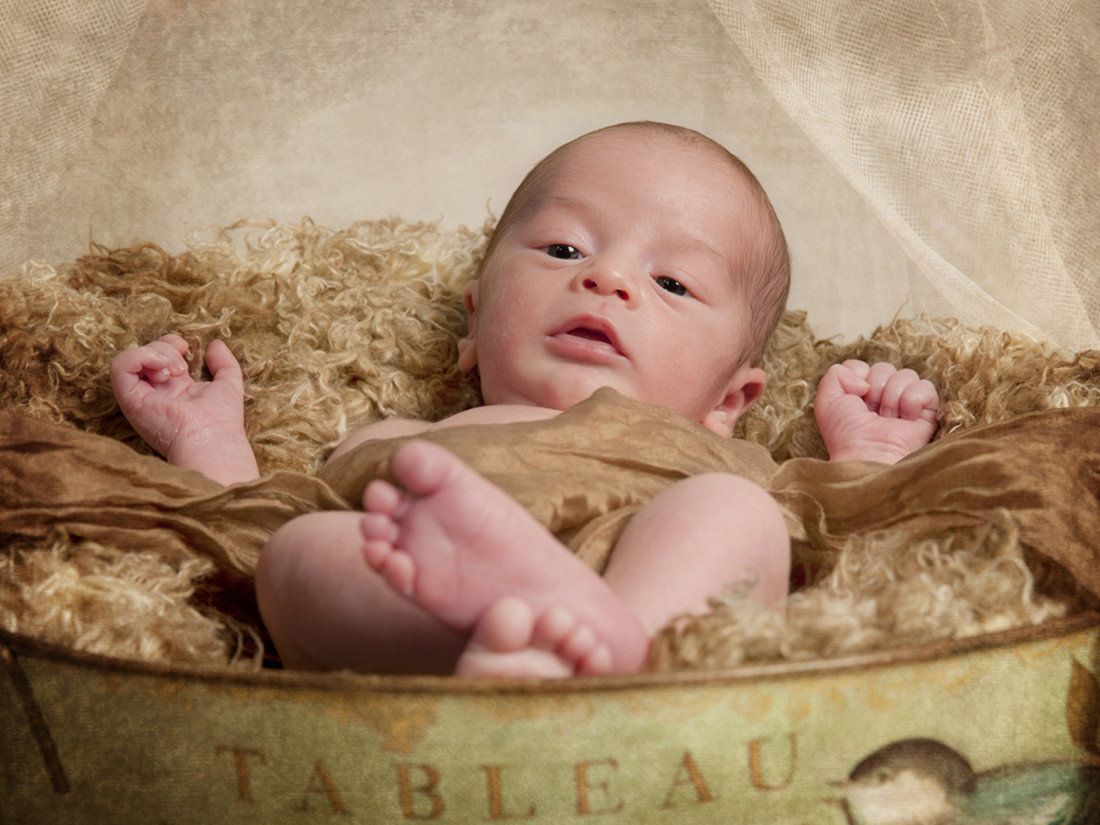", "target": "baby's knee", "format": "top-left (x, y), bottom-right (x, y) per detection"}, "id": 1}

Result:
top-left (704, 475), bottom-right (790, 592)
top-left (256, 512), bottom-right (356, 609)
top-left (651, 473), bottom-right (786, 547)
top-left (682, 473), bottom-right (789, 556)
top-left (256, 510), bottom-right (367, 669)
top-left (688, 473), bottom-right (784, 519)
top-left (261, 512), bottom-right (325, 566)
top-left (258, 515), bottom-right (315, 602)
